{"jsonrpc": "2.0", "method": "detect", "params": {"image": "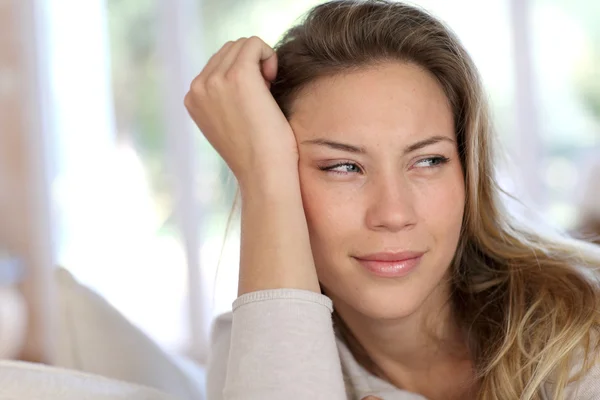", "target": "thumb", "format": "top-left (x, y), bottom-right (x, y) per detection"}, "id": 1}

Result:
top-left (260, 52), bottom-right (278, 83)
top-left (261, 53), bottom-right (278, 90)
